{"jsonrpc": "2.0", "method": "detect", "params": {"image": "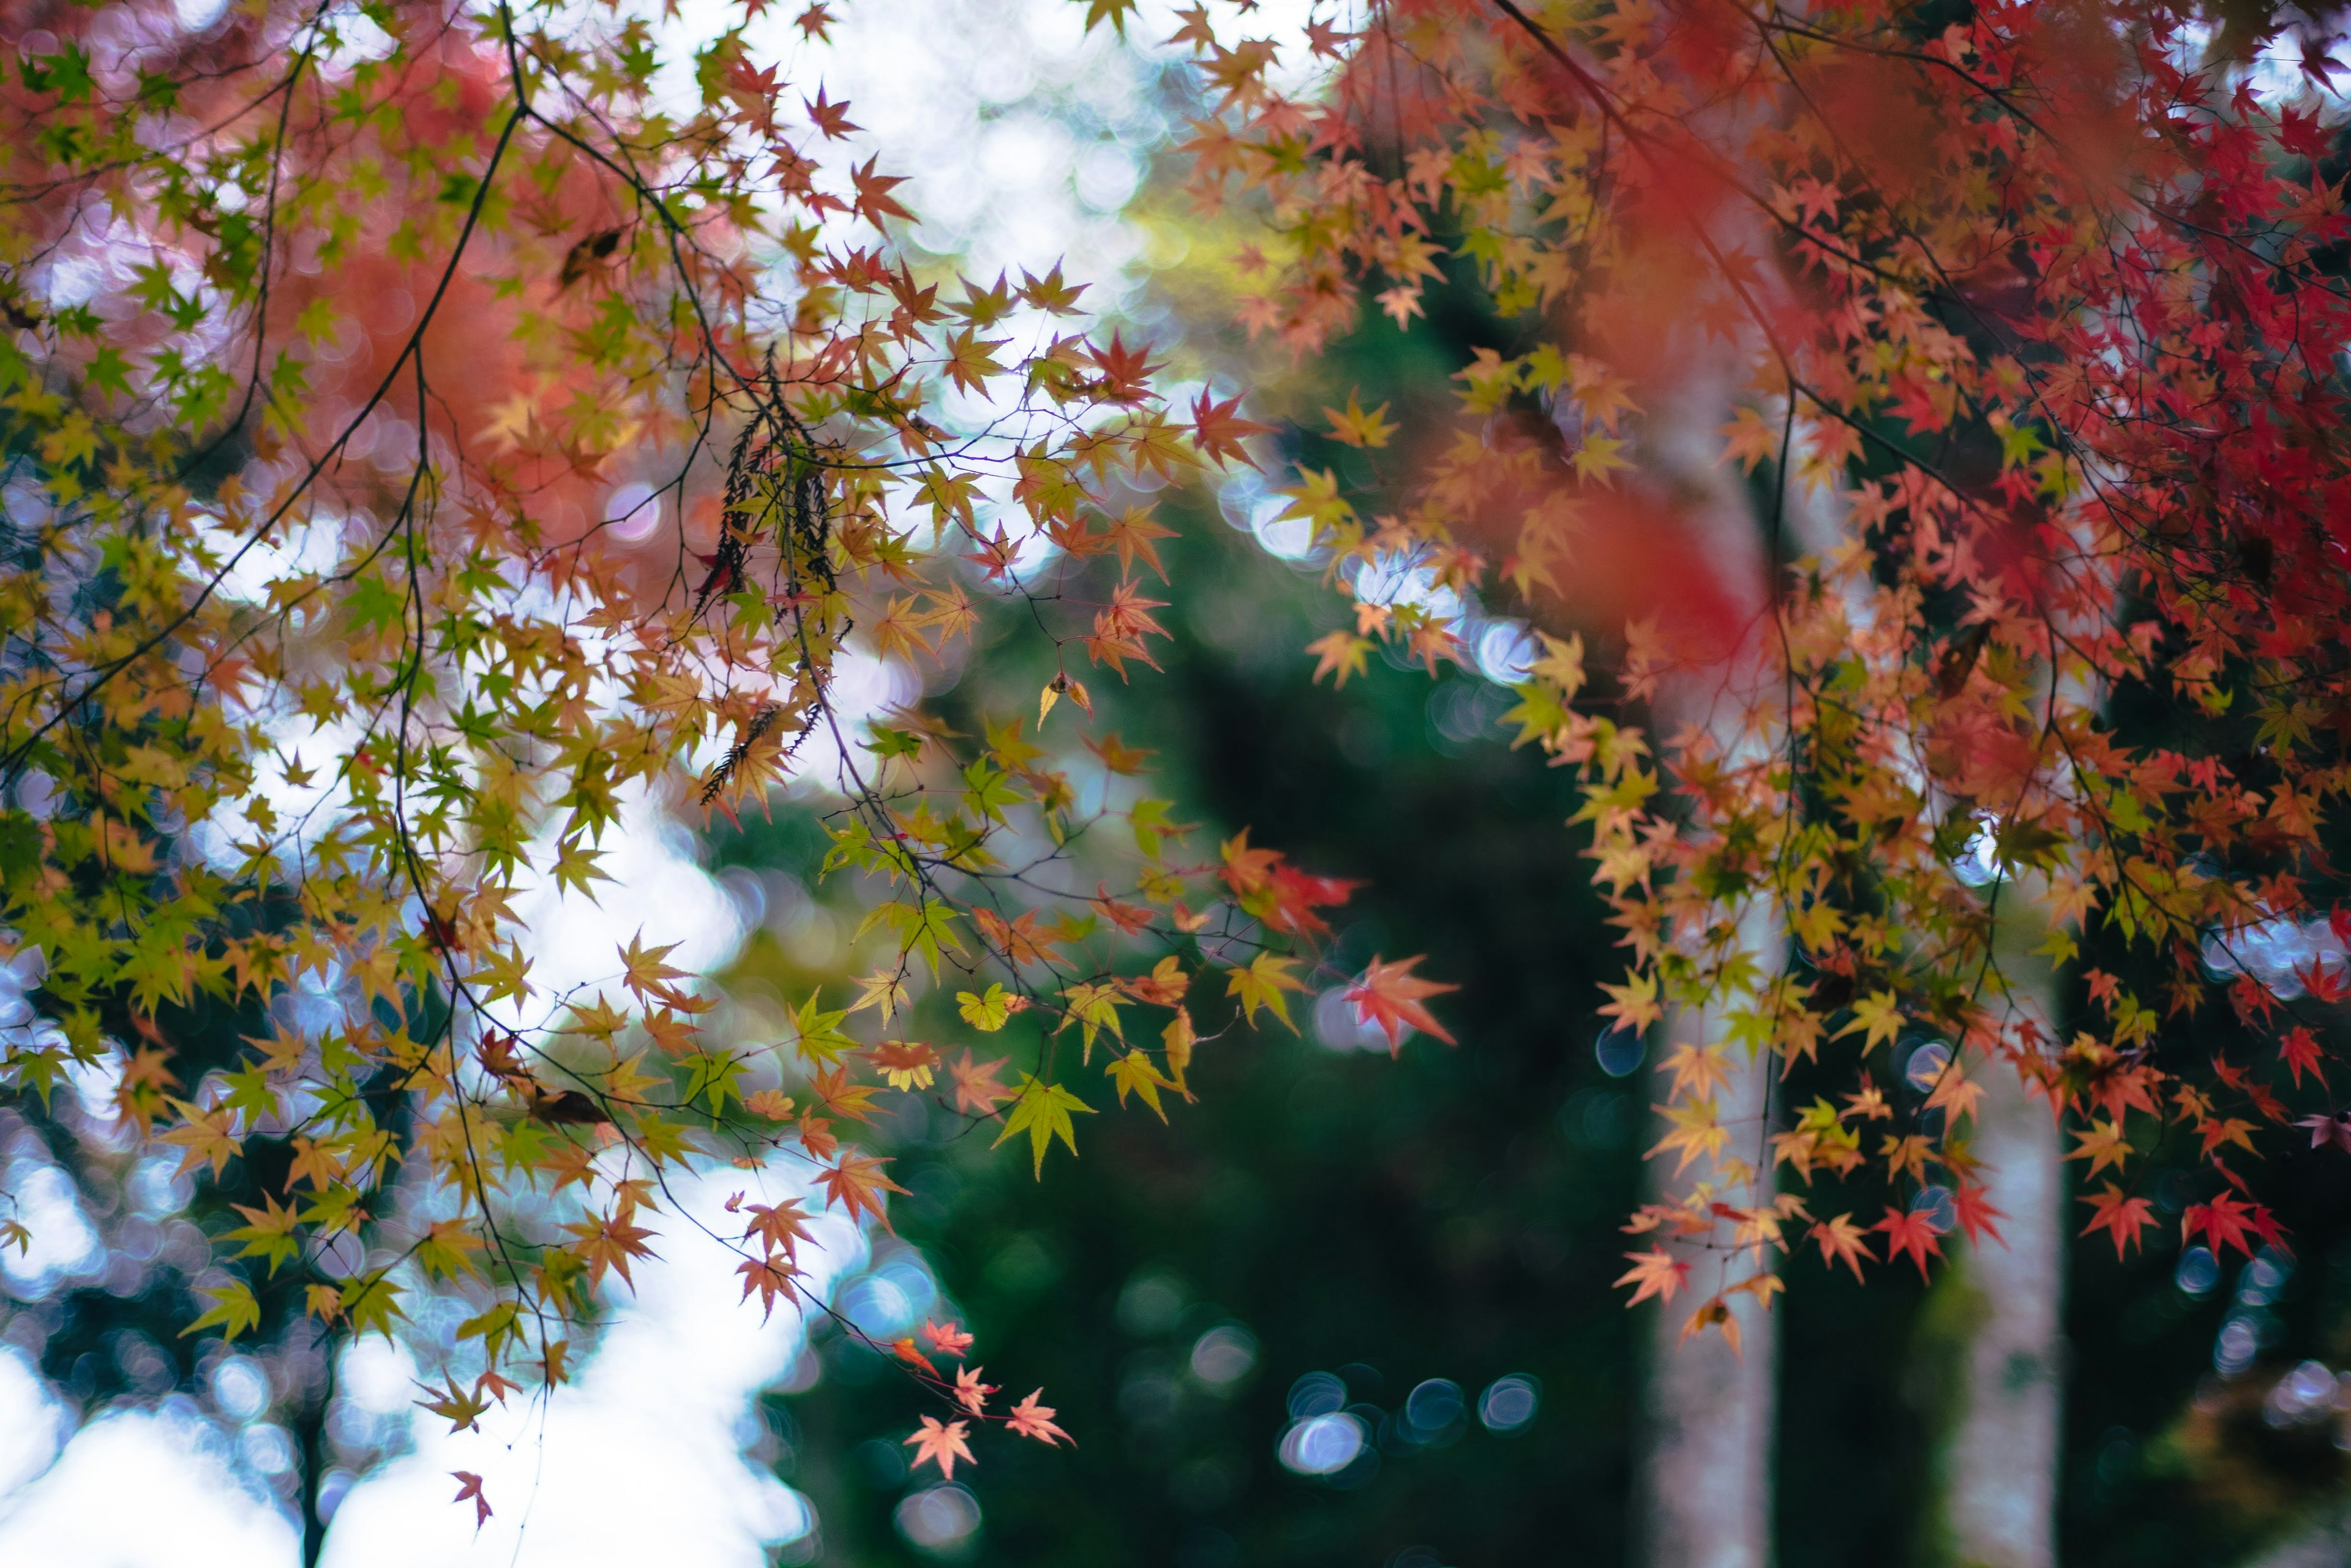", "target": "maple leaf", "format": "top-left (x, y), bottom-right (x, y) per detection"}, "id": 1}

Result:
top-left (1082, 0), bottom-right (1137, 32)
top-left (923, 1319), bottom-right (975, 1357)
top-left (1120, 956), bottom-right (1191, 1007)
top-left (2078, 1184), bottom-right (2156, 1259)
top-left (950, 1051), bottom-right (1020, 1117)
top-left (1191, 389), bottom-right (1276, 467)
top-left (2281, 1026), bottom-right (2327, 1088)
top-left (736, 1196), bottom-right (815, 1261)
top-left (1343, 955), bottom-right (1460, 1052)
top-left (1951, 1182), bottom-right (2006, 1248)
top-left (1059, 981), bottom-right (1127, 1057)
top-left (1226, 951), bottom-right (1305, 1031)
top-left (2064, 1118), bottom-right (2133, 1178)
top-left (1163, 1009), bottom-right (1199, 1099)
top-left (1322, 391), bottom-right (1397, 449)
top-left (1651, 1098), bottom-right (1728, 1174)
top-left (1106, 1049), bottom-right (1179, 1120)
top-left (815, 1150), bottom-right (906, 1228)
top-left (958, 984), bottom-right (1023, 1031)
top-left (850, 155), bottom-right (916, 225)
top-left (1922, 1068), bottom-right (1985, 1124)
top-left (2183, 1193), bottom-right (2261, 1259)
top-left (160, 1098), bottom-right (241, 1179)
top-left (2299, 1111), bottom-right (2351, 1152)
top-left (182, 1280), bottom-right (261, 1342)
top-left (451, 1471), bottom-right (492, 1529)
top-left (1832, 991), bottom-right (1904, 1054)
top-left (617, 930), bottom-right (690, 1004)
top-left (564, 1209), bottom-right (660, 1292)
top-left (1679, 1296), bottom-right (1744, 1357)
top-left (1570, 434), bottom-right (1633, 486)
top-left (809, 1065), bottom-right (882, 1123)
top-left (1660, 1042), bottom-right (1731, 1100)
top-left (904, 1416), bottom-right (975, 1479)
top-left (1809, 1214), bottom-right (1875, 1281)
top-left (869, 1040), bottom-right (941, 1092)
top-left (1615, 1247), bottom-right (1691, 1306)
top-left (850, 969), bottom-right (911, 1024)
top-left (994, 1075), bottom-right (1095, 1176)
top-left (954, 1365), bottom-right (997, 1414)
top-left (803, 88), bottom-right (858, 139)
top-left (1597, 972), bottom-right (1663, 1033)
top-left (1873, 1206), bottom-right (1945, 1280)
top-left (417, 1373), bottom-right (491, 1433)
top-left (1006, 1388), bottom-right (1070, 1445)
top-left (1307, 629), bottom-right (1373, 688)
top-left (738, 1256), bottom-right (801, 1321)
top-left (1719, 405), bottom-right (1782, 473)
